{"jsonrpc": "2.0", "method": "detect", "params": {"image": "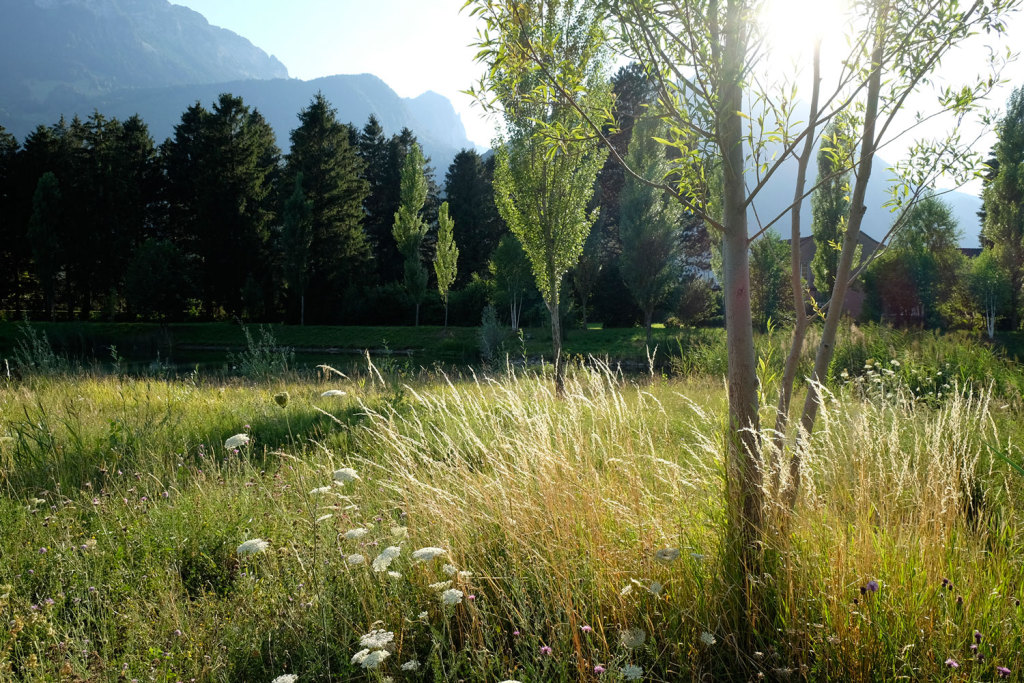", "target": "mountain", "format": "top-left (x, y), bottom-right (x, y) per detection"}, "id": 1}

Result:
top-left (1, 73), bottom-right (473, 175)
top-left (0, 0), bottom-right (288, 119)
